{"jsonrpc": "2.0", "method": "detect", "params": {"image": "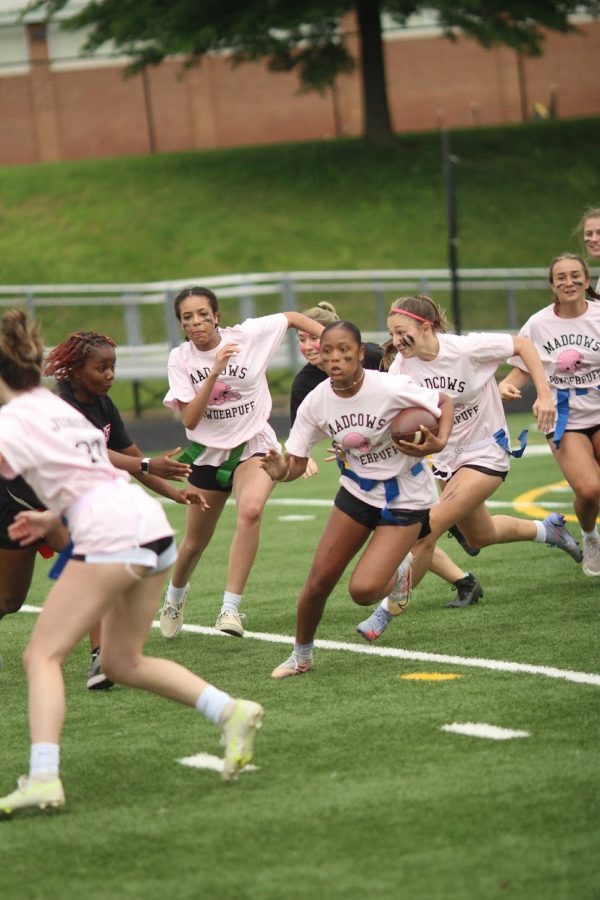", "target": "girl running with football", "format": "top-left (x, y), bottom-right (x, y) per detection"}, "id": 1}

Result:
top-left (499, 253), bottom-right (600, 576)
top-left (159, 286), bottom-right (324, 640)
top-left (261, 319), bottom-right (455, 678)
top-left (0, 309), bottom-right (264, 817)
top-left (292, 303), bottom-right (483, 624)
top-left (357, 294), bottom-right (582, 641)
